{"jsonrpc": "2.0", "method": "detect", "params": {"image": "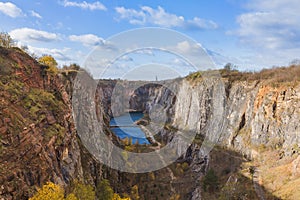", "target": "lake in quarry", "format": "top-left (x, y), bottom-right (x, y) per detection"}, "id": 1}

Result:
top-left (109, 112), bottom-right (150, 144)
